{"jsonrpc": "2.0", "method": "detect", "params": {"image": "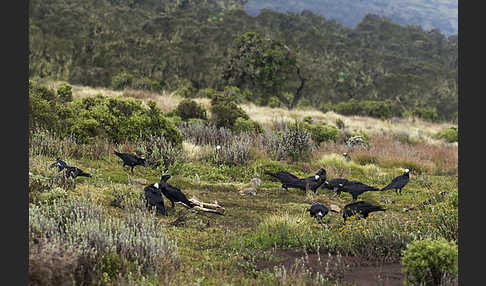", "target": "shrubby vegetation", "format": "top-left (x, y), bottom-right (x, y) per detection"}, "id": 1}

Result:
top-left (401, 238), bottom-right (458, 286)
top-left (29, 82), bottom-right (182, 145)
top-left (434, 126), bottom-right (458, 143)
top-left (29, 0), bottom-right (457, 121)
